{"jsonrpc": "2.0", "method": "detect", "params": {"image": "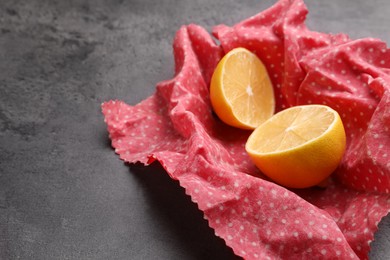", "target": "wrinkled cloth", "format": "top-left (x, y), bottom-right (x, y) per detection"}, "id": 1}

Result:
top-left (102, 0), bottom-right (390, 259)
